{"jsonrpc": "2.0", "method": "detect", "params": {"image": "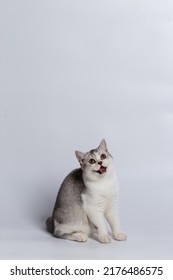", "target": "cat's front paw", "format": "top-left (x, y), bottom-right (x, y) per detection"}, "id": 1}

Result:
top-left (98, 235), bottom-right (111, 244)
top-left (113, 232), bottom-right (127, 241)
